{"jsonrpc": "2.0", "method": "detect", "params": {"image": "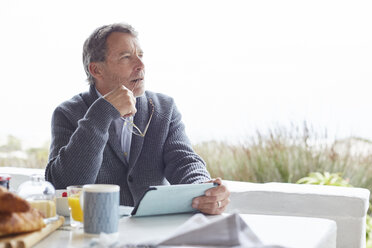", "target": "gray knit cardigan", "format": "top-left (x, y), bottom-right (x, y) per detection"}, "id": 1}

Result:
top-left (45, 85), bottom-right (211, 206)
